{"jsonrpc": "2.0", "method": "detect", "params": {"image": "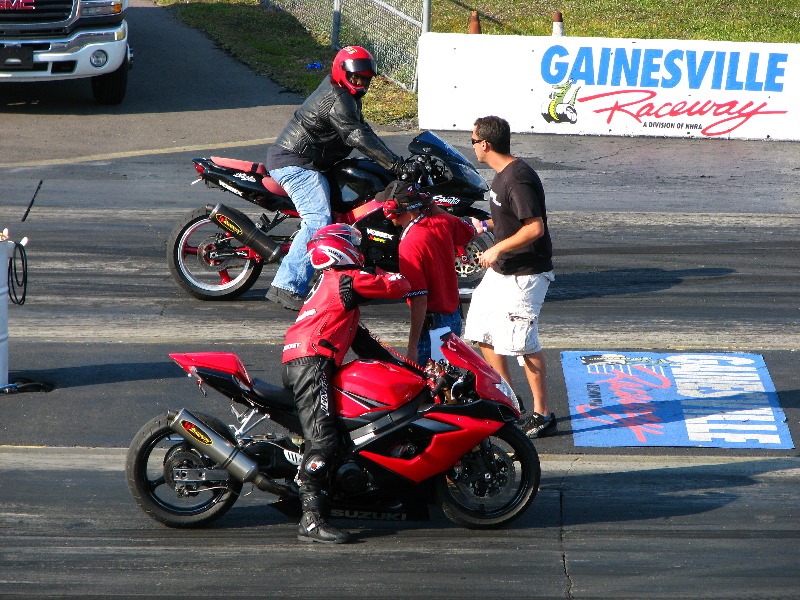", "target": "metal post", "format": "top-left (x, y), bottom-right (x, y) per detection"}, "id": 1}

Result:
top-left (1, 238), bottom-right (9, 387)
top-left (332, 0), bottom-right (342, 48)
top-left (552, 11), bottom-right (565, 36)
top-left (422, 0), bottom-right (430, 33)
